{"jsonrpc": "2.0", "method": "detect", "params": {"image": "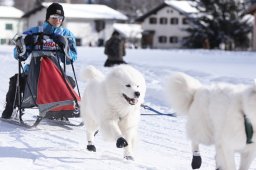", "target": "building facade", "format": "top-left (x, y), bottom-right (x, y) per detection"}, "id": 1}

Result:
top-left (22, 3), bottom-right (128, 46)
top-left (136, 0), bottom-right (197, 49)
top-left (0, 6), bottom-right (23, 45)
